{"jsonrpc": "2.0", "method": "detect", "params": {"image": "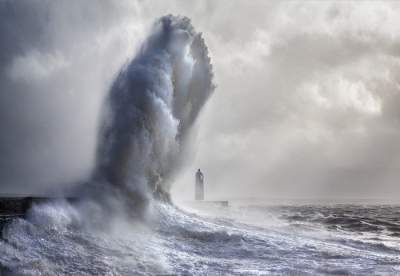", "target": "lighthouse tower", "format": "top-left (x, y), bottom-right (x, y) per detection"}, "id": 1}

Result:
top-left (195, 169), bottom-right (204, 200)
